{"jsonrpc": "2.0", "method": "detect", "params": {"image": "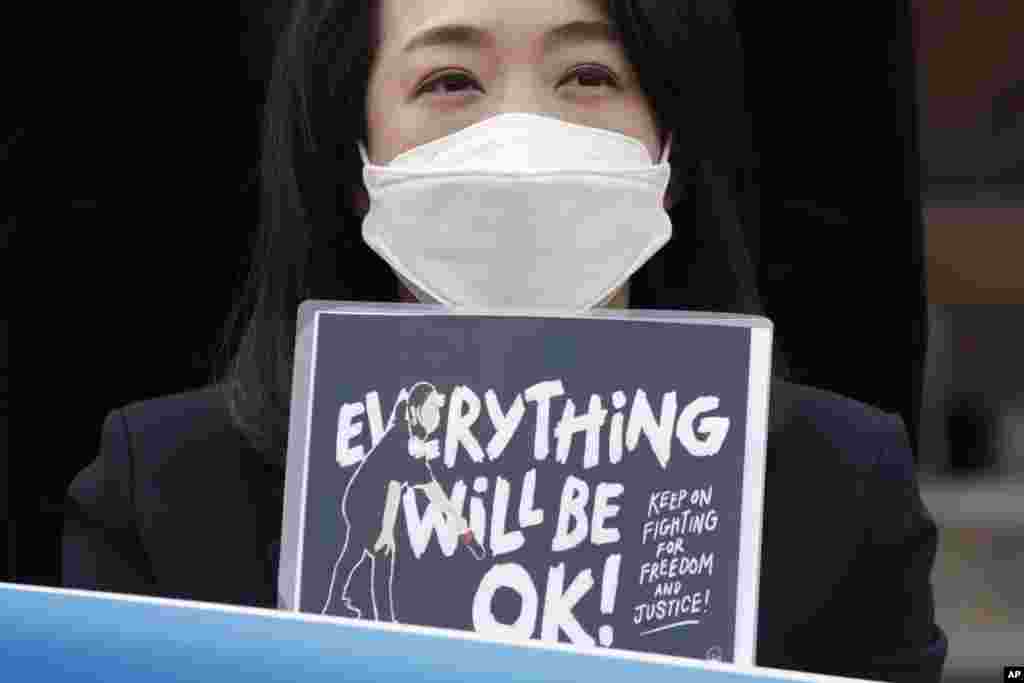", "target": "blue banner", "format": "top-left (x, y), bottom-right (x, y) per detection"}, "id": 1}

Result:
top-left (1, 584), bottom-right (880, 682)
